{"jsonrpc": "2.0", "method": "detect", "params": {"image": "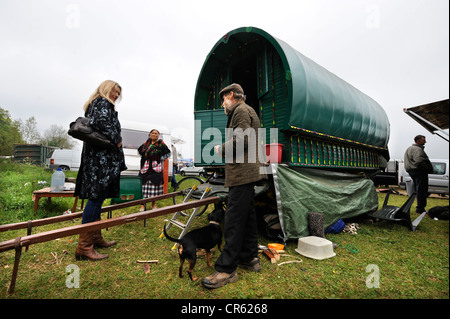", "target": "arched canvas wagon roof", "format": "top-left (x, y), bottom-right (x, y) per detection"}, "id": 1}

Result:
top-left (195, 26), bottom-right (390, 150)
